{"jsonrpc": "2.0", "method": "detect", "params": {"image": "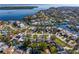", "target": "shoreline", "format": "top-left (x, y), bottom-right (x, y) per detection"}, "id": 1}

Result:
top-left (0, 6), bottom-right (38, 10)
